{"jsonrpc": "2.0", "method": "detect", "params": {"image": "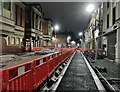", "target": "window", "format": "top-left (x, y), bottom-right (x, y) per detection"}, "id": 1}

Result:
top-left (20, 8), bottom-right (22, 26)
top-left (15, 5), bottom-right (21, 26)
top-left (39, 20), bottom-right (41, 30)
top-left (112, 7), bottom-right (116, 24)
top-left (15, 4), bottom-right (17, 25)
top-left (107, 14), bottom-right (109, 28)
top-left (8, 37), bottom-right (10, 45)
top-left (4, 2), bottom-right (11, 10)
top-left (32, 11), bottom-right (34, 28)
top-left (16, 38), bottom-right (20, 45)
top-left (35, 14), bottom-right (38, 29)
top-left (15, 4), bottom-right (25, 27)
top-left (22, 9), bottom-right (25, 27)
top-left (11, 37), bottom-right (15, 45)
top-left (107, 2), bottom-right (109, 8)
